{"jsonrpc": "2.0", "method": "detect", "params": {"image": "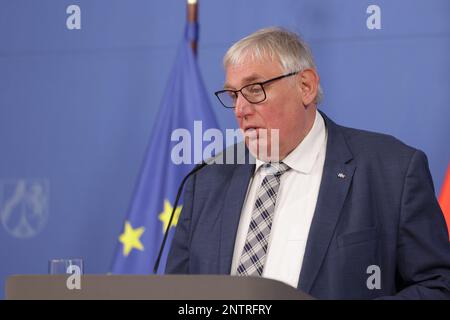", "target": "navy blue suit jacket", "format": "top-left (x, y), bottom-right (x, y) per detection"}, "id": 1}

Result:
top-left (166, 111), bottom-right (450, 299)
